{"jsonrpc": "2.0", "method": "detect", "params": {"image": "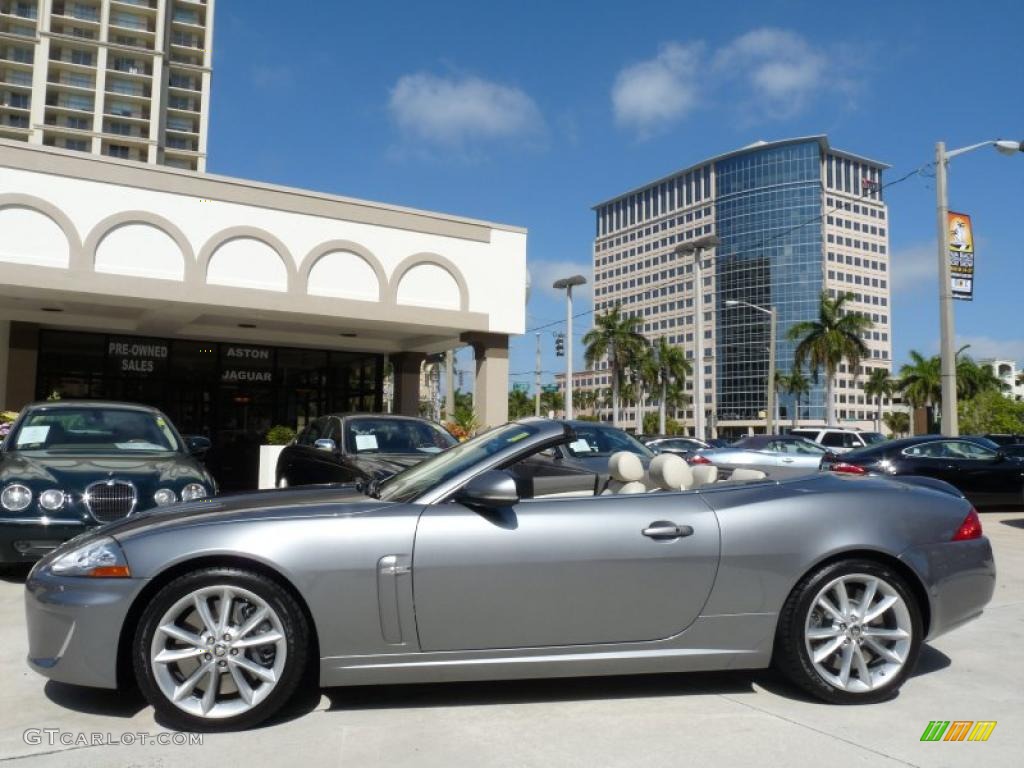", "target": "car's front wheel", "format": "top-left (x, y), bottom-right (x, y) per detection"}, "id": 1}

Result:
top-left (774, 559), bottom-right (922, 703)
top-left (133, 567), bottom-right (309, 731)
